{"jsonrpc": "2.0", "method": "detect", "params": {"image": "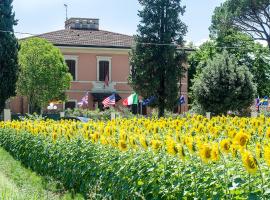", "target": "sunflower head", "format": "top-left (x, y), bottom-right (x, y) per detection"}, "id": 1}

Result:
top-left (118, 139), bottom-right (128, 151)
top-left (255, 143), bottom-right (262, 159)
top-left (220, 139), bottom-right (232, 154)
top-left (241, 150), bottom-right (258, 174)
top-left (264, 145), bottom-right (270, 166)
top-left (234, 131), bottom-right (250, 148)
top-left (151, 139), bottom-right (162, 152)
top-left (52, 132), bottom-right (57, 142)
top-left (166, 139), bottom-right (178, 155)
top-left (100, 135), bottom-right (108, 145)
top-left (129, 136), bottom-right (137, 148)
top-left (176, 144), bottom-right (186, 160)
top-left (266, 128), bottom-right (270, 139)
top-left (199, 144), bottom-right (212, 163)
top-left (211, 143), bottom-right (219, 162)
top-left (139, 136), bottom-right (149, 149)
